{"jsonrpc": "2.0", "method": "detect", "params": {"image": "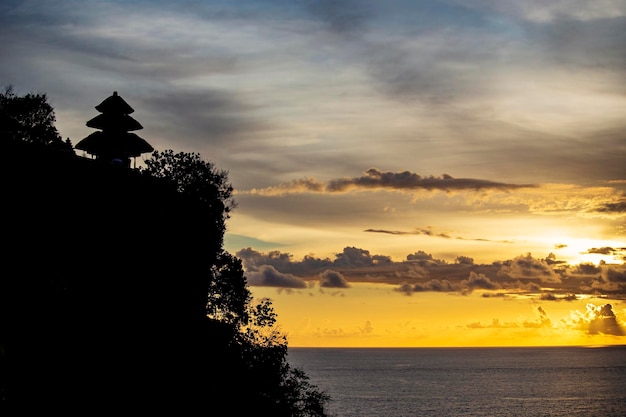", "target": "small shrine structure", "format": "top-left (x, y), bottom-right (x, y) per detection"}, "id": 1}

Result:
top-left (75, 91), bottom-right (154, 168)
